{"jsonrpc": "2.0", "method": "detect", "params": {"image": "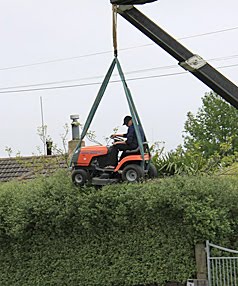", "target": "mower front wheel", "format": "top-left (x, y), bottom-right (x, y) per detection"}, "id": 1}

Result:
top-left (72, 169), bottom-right (88, 187)
top-left (122, 164), bottom-right (144, 183)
